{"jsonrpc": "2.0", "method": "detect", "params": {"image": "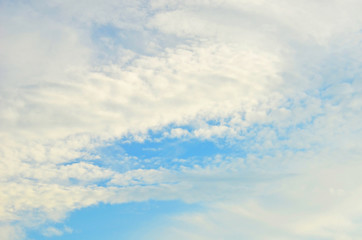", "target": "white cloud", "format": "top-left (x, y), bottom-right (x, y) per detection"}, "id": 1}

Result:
top-left (0, 0), bottom-right (361, 239)
top-left (147, 151), bottom-right (362, 239)
top-left (41, 227), bottom-right (63, 237)
top-left (0, 225), bottom-right (24, 240)
top-left (149, 0), bottom-right (362, 45)
top-left (165, 128), bottom-right (191, 138)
